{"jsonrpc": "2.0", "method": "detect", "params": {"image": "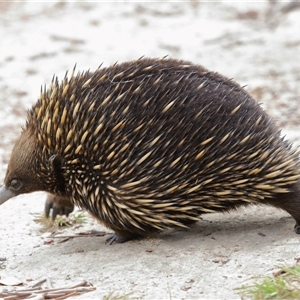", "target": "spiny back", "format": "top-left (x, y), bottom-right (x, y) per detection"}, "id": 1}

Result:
top-left (24, 57), bottom-right (300, 233)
